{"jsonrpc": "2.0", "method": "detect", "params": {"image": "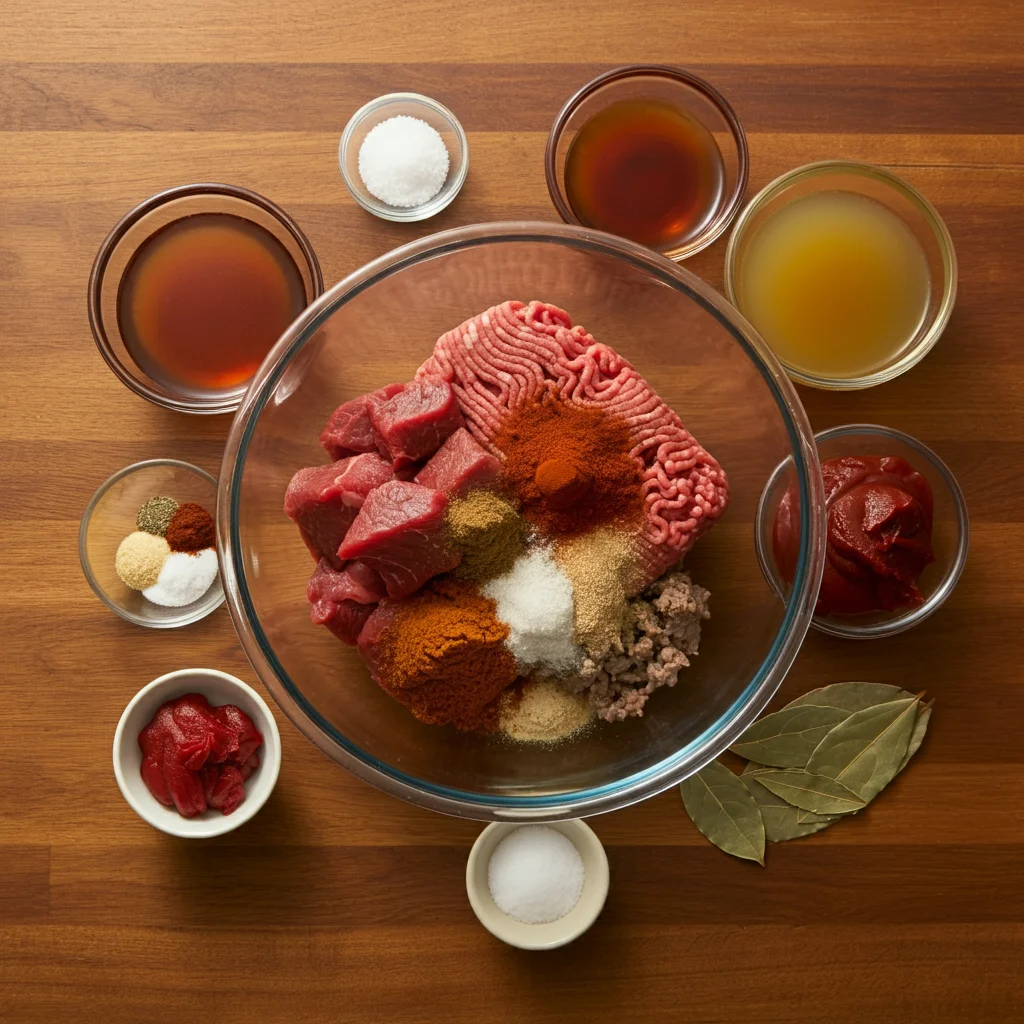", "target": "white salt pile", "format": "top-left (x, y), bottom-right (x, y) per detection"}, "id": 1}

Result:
top-left (487, 825), bottom-right (585, 925)
top-left (483, 547), bottom-right (580, 672)
top-left (357, 115), bottom-right (449, 208)
top-left (144, 548), bottom-right (219, 608)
